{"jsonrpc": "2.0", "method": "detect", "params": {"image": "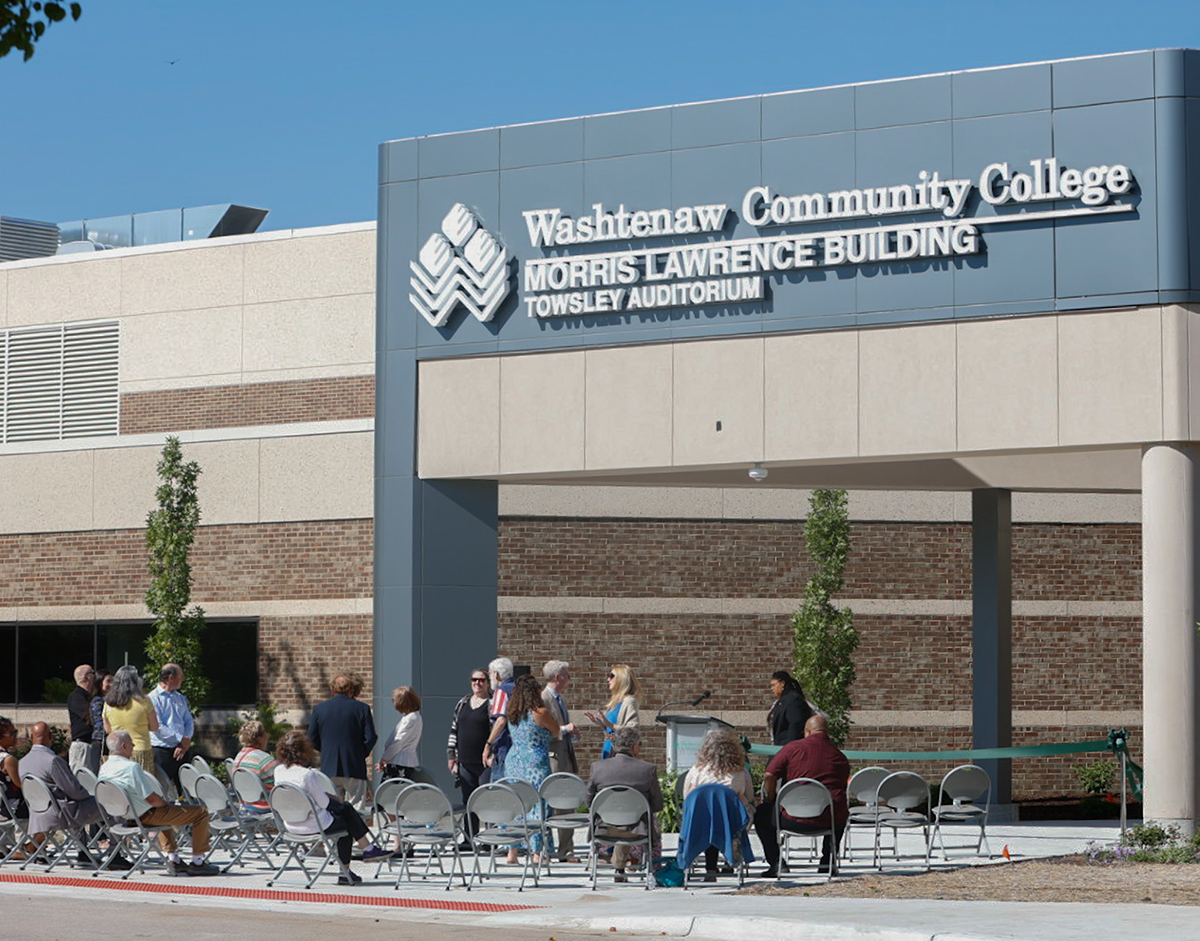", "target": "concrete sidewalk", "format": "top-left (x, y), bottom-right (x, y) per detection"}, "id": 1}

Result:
top-left (2, 820), bottom-right (1194, 941)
